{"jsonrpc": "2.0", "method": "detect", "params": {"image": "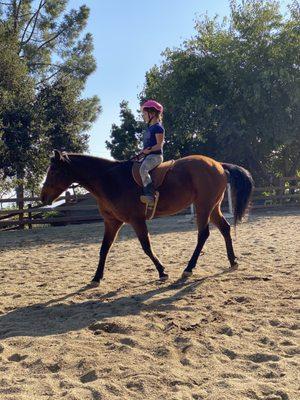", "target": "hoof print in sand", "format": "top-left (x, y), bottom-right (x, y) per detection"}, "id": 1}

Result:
top-left (119, 337), bottom-right (136, 347)
top-left (89, 321), bottom-right (132, 335)
top-left (47, 363), bottom-right (61, 373)
top-left (180, 357), bottom-right (191, 366)
top-left (259, 336), bottom-right (275, 346)
top-left (233, 296), bottom-right (251, 304)
top-left (153, 346), bottom-right (170, 357)
top-left (222, 348), bottom-right (238, 360)
top-left (8, 353), bottom-right (28, 362)
top-left (80, 370), bottom-right (98, 383)
top-left (246, 353), bottom-right (280, 363)
top-left (126, 380), bottom-right (144, 392)
top-left (218, 325), bottom-right (234, 336)
top-left (263, 390), bottom-right (289, 400)
top-left (280, 340), bottom-right (295, 346)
